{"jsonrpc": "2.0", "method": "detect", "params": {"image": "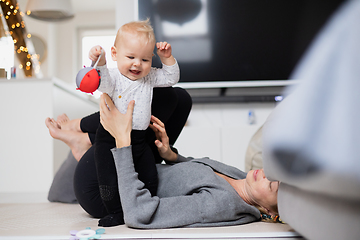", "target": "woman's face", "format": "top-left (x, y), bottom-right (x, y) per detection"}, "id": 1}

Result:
top-left (245, 169), bottom-right (279, 214)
